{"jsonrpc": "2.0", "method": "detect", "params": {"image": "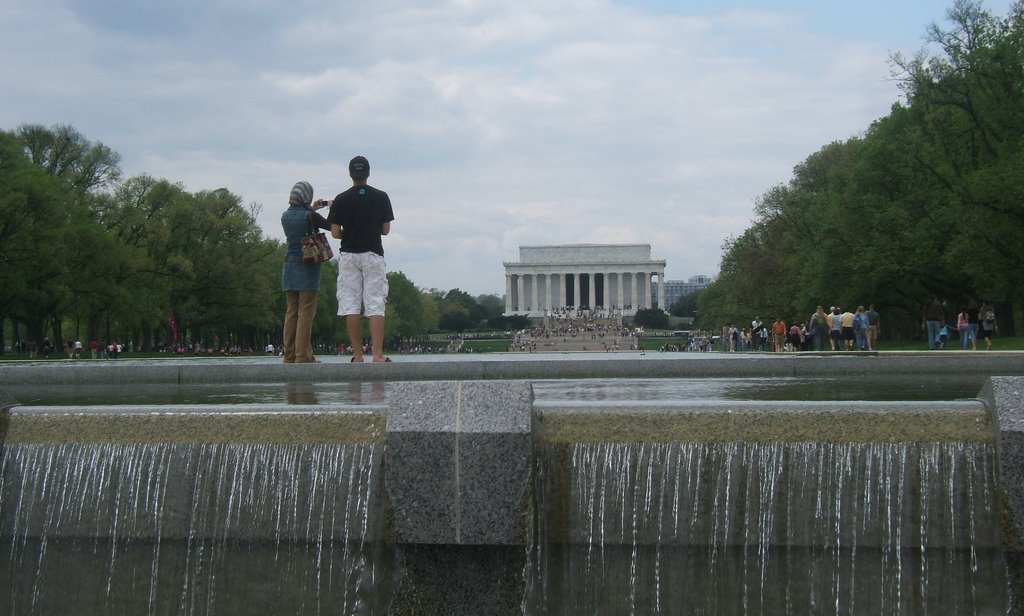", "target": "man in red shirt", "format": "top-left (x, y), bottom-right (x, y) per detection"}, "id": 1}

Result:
top-left (770, 317), bottom-right (787, 352)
